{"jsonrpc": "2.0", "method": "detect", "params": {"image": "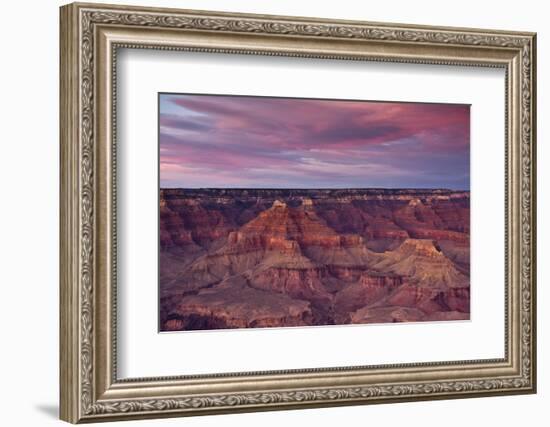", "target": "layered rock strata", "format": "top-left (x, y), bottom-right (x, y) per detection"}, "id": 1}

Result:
top-left (160, 188), bottom-right (470, 331)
